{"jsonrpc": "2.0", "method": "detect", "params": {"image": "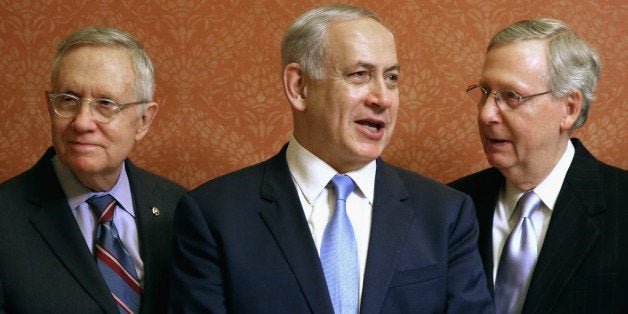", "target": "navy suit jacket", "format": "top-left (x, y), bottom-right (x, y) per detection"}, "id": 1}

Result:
top-left (449, 139), bottom-right (628, 313)
top-left (0, 147), bottom-right (187, 314)
top-left (168, 146), bottom-right (493, 313)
